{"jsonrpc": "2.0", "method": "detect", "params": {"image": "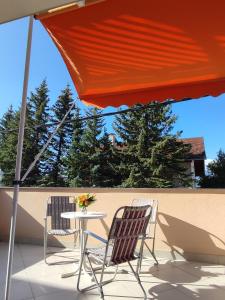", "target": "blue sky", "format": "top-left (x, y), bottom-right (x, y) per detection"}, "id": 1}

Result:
top-left (1, 17), bottom-right (225, 160)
